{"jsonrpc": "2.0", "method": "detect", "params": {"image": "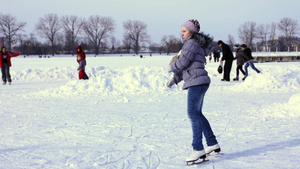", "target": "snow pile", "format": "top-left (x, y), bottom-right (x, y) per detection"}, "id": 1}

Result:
top-left (229, 64), bottom-right (300, 93)
top-left (12, 67), bottom-right (77, 81)
top-left (12, 60), bottom-right (300, 96)
top-left (37, 66), bottom-right (183, 96)
top-left (259, 92), bottom-right (300, 119)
